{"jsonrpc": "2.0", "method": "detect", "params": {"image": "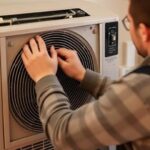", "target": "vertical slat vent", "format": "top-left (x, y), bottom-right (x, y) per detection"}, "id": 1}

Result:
top-left (16, 139), bottom-right (54, 150)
